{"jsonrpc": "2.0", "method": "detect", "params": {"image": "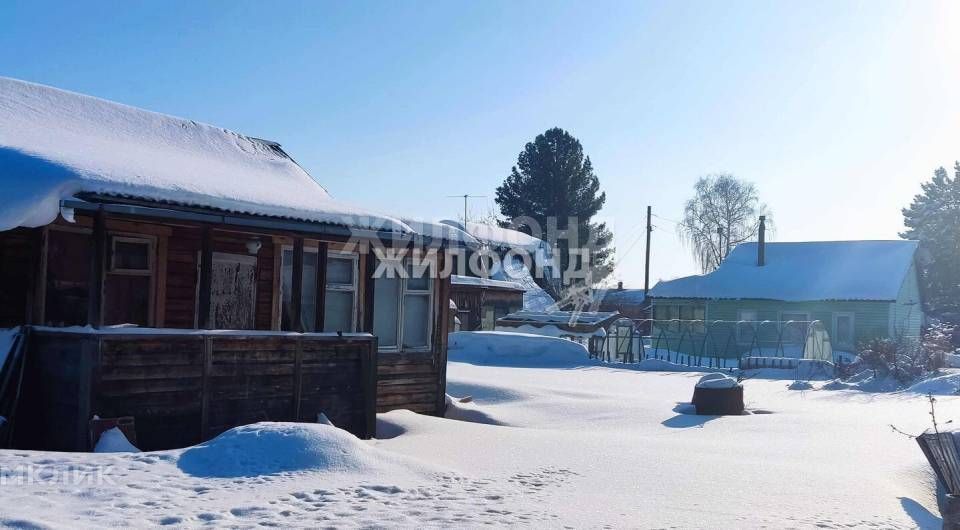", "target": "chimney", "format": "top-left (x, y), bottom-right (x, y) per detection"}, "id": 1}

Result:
top-left (617, 281), bottom-right (623, 291)
top-left (757, 215), bottom-right (766, 266)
